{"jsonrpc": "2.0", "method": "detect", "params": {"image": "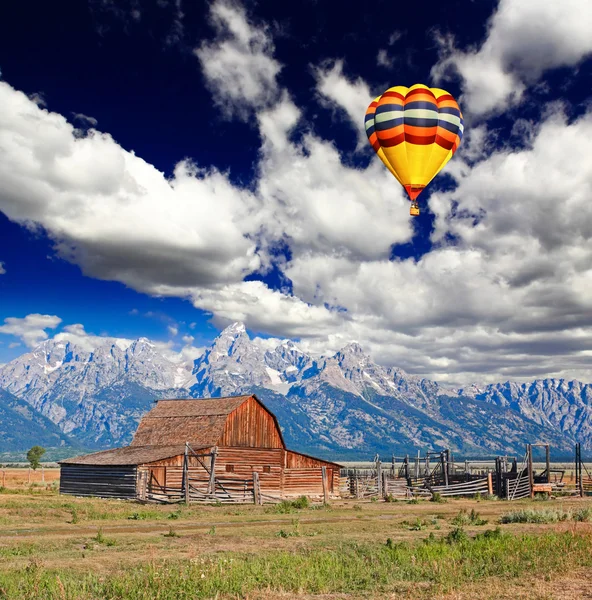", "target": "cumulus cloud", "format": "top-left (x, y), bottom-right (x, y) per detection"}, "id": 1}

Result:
top-left (72, 113), bottom-right (98, 127)
top-left (314, 59), bottom-right (373, 147)
top-left (168, 325), bottom-right (179, 336)
top-left (432, 0), bottom-right (592, 116)
top-left (0, 314), bottom-right (62, 347)
top-left (0, 261), bottom-right (5, 274)
top-left (53, 323), bottom-right (134, 352)
top-left (255, 96), bottom-right (413, 261)
top-left (194, 0), bottom-right (281, 119)
top-left (0, 81), bottom-right (261, 294)
top-left (2, 0), bottom-right (592, 385)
